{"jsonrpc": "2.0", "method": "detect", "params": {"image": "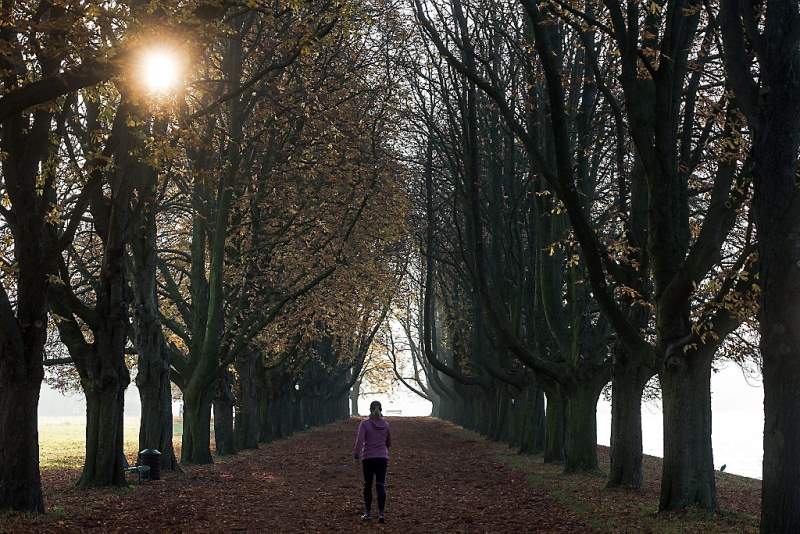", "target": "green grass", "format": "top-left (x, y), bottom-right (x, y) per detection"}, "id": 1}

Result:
top-left (38, 416), bottom-right (183, 470)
